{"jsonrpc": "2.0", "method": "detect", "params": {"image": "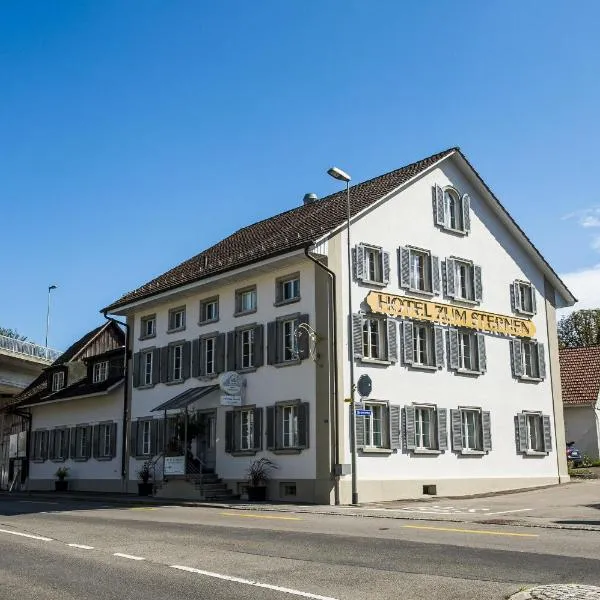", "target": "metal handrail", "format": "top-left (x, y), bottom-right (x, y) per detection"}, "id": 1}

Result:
top-left (0, 335), bottom-right (60, 363)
